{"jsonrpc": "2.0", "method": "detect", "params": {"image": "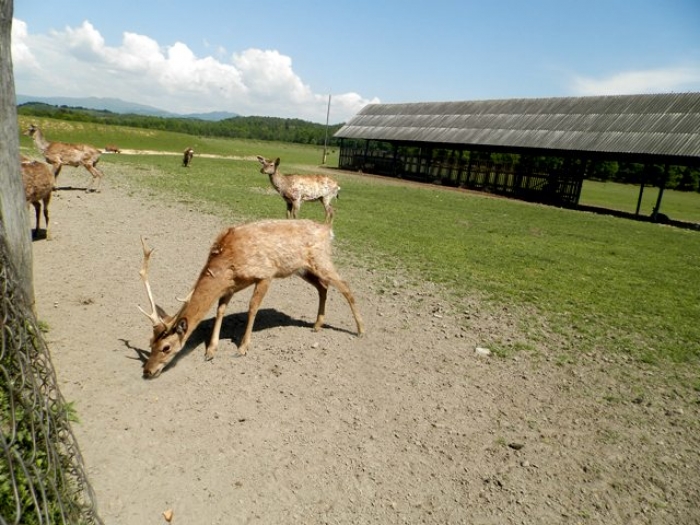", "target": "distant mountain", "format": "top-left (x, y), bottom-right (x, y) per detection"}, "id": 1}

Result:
top-left (183, 110), bottom-right (240, 121)
top-left (15, 95), bottom-right (238, 121)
